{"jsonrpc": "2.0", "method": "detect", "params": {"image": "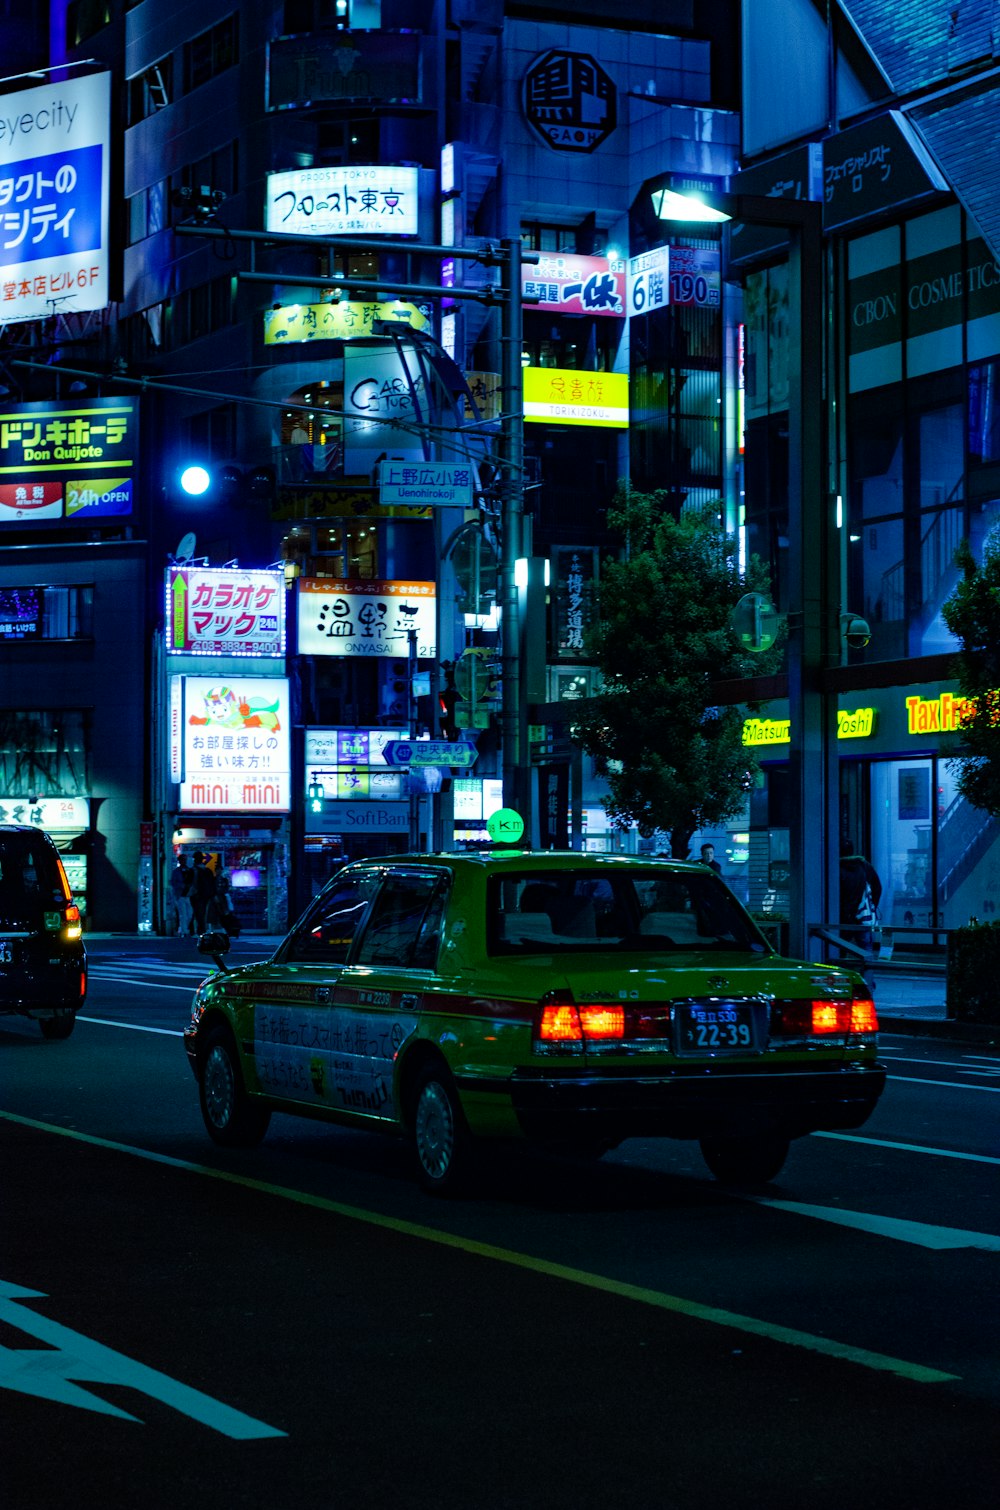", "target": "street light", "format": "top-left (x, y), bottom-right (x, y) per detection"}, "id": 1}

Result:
top-left (655, 186), bottom-right (830, 957)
